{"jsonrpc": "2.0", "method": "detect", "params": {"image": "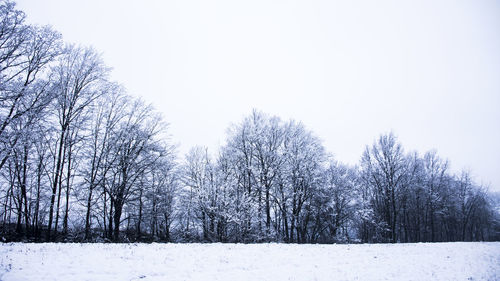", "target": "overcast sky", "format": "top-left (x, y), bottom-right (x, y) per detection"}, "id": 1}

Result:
top-left (17, 0), bottom-right (500, 191)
